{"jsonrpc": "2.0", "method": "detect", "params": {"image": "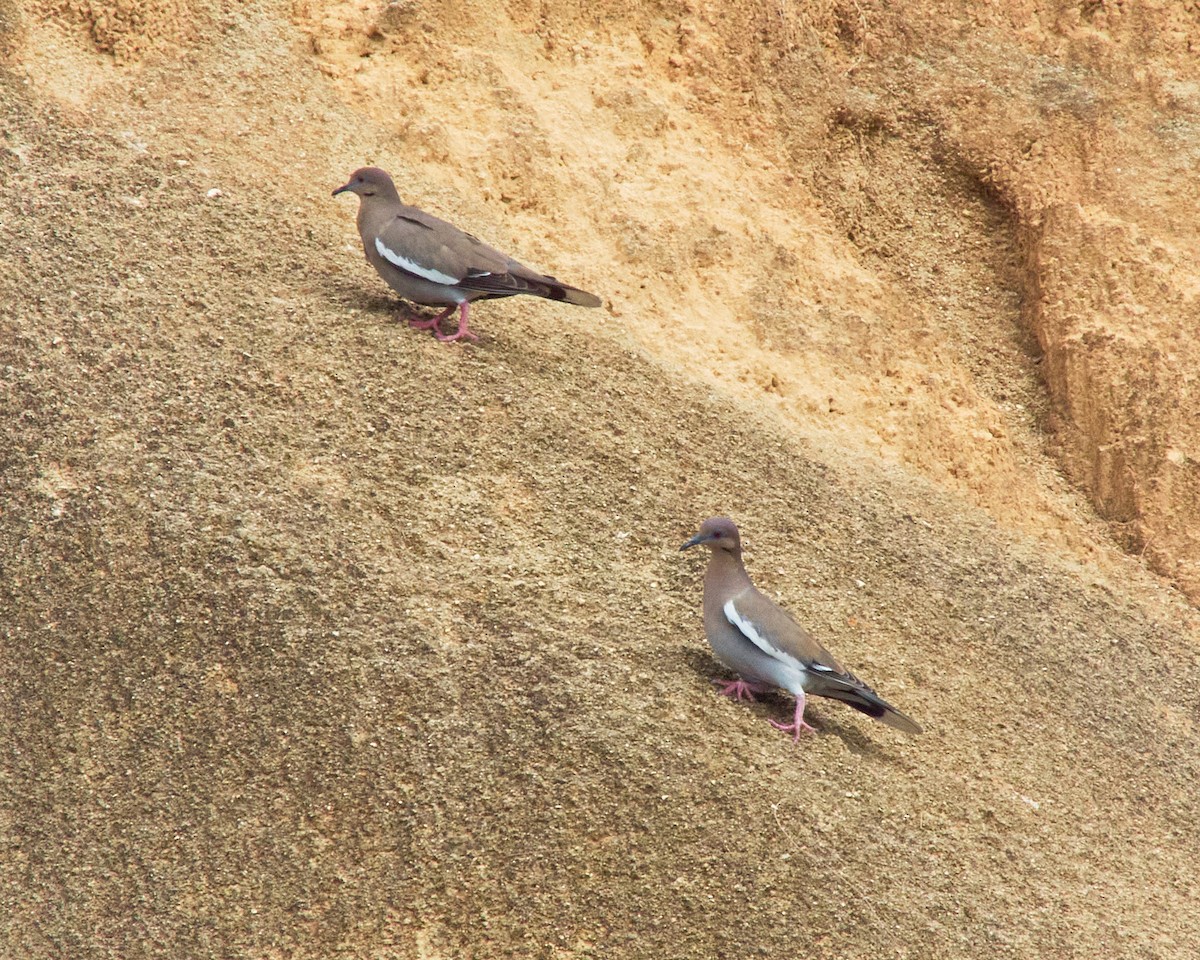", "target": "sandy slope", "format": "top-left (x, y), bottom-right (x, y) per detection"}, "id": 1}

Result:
top-left (3, 1), bottom-right (1200, 957)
